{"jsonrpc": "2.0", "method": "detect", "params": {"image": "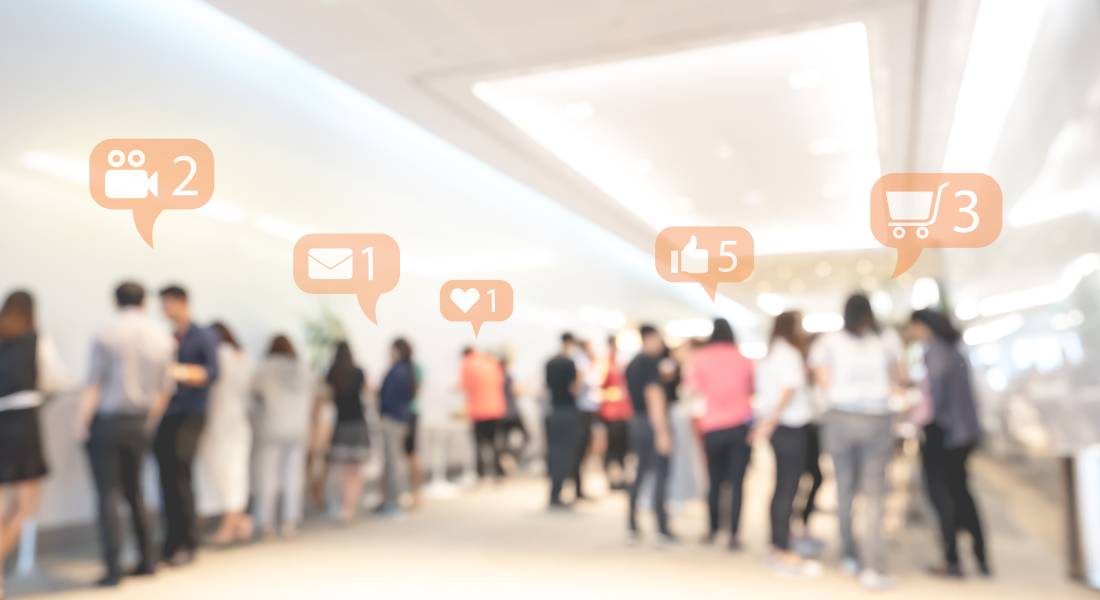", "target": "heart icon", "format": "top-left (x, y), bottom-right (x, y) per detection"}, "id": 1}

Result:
top-left (449, 288), bottom-right (480, 313)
